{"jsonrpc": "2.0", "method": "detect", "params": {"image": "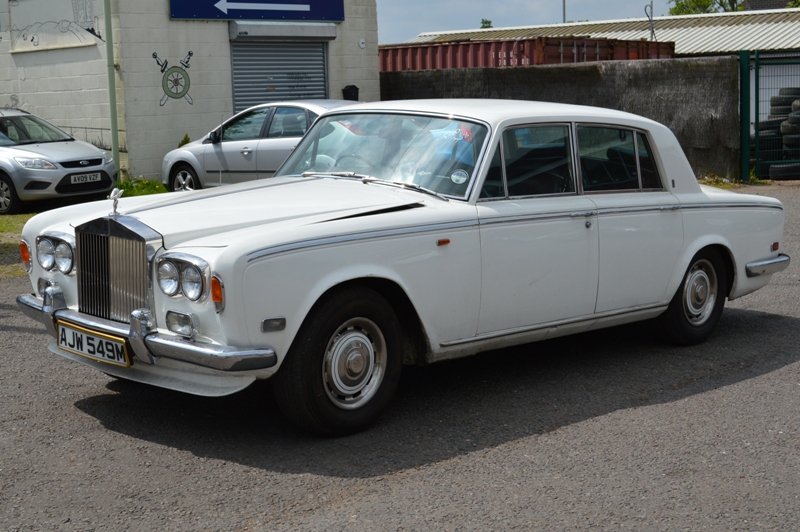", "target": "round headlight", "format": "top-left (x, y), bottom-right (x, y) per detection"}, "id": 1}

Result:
top-left (36, 239), bottom-right (55, 270)
top-left (54, 242), bottom-right (74, 274)
top-left (181, 264), bottom-right (203, 301)
top-left (157, 261), bottom-right (180, 296)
